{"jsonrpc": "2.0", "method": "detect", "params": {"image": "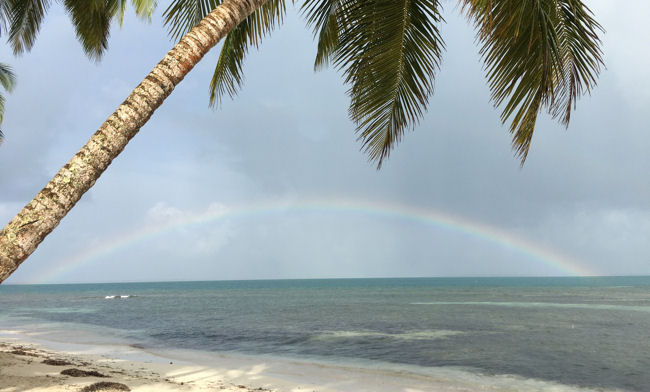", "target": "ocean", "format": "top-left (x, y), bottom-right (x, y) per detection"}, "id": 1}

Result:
top-left (1, 277), bottom-right (650, 391)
